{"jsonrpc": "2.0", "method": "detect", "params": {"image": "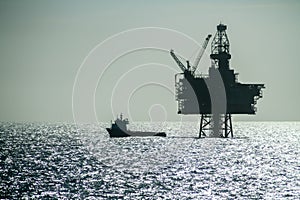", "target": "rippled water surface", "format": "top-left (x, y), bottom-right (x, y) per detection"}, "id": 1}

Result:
top-left (0, 122), bottom-right (299, 199)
